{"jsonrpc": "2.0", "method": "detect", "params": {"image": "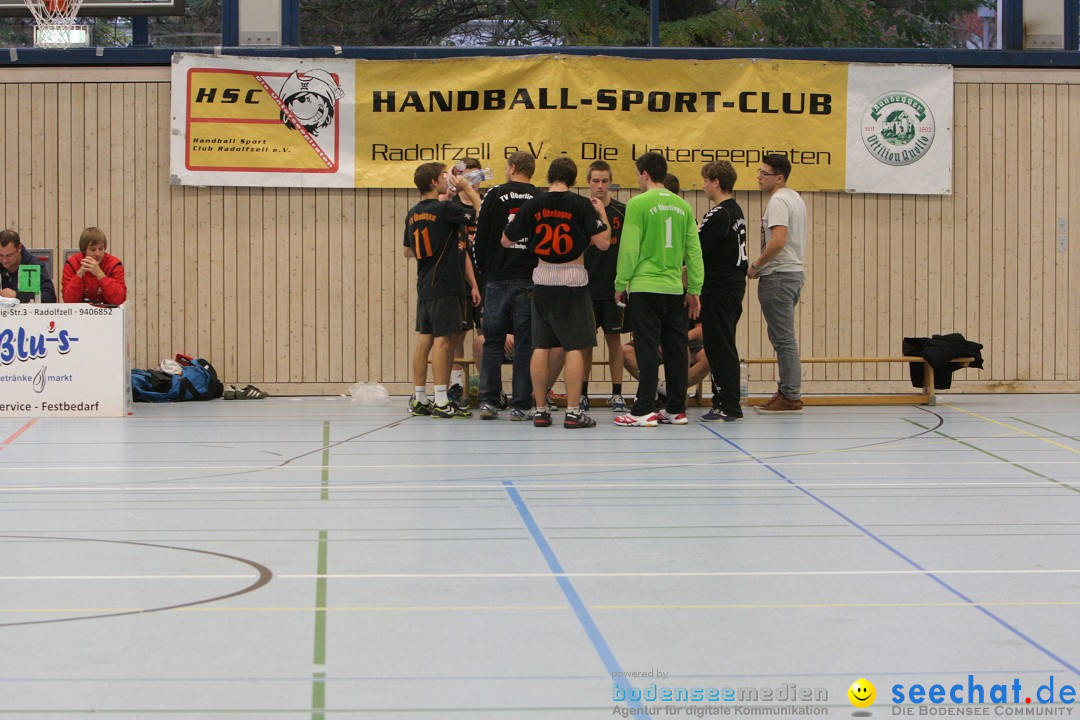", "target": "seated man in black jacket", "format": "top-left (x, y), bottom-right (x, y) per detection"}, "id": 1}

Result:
top-left (0, 230), bottom-right (57, 303)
